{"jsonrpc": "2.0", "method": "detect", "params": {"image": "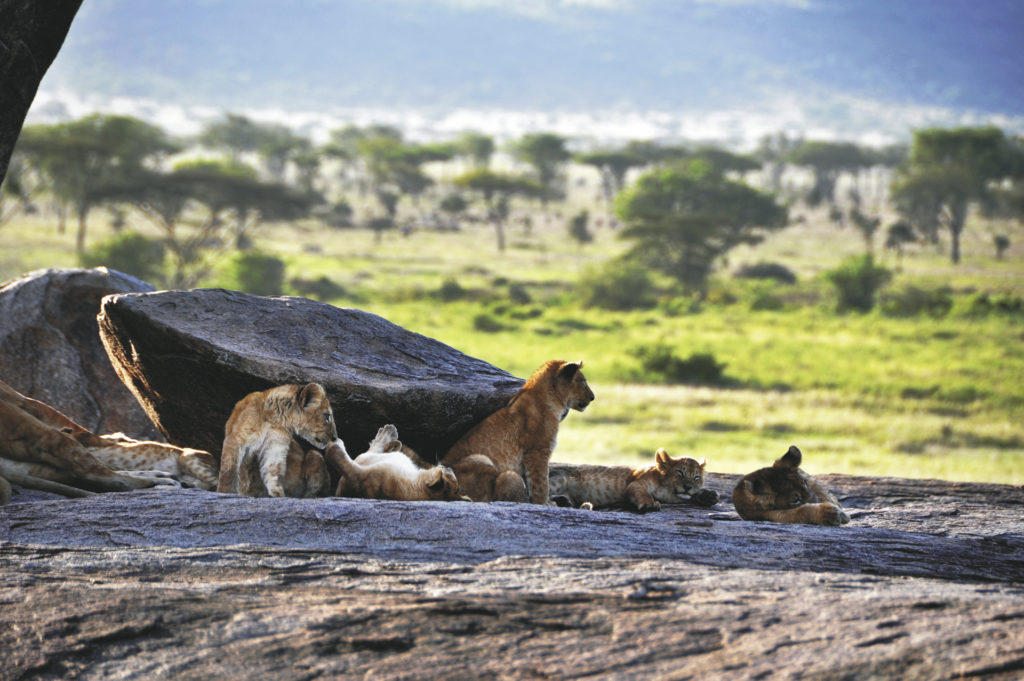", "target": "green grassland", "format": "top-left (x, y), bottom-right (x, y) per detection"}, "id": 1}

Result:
top-left (2, 203), bottom-right (1022, 484)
